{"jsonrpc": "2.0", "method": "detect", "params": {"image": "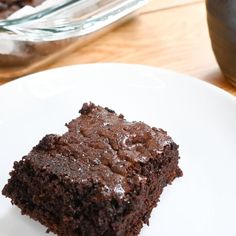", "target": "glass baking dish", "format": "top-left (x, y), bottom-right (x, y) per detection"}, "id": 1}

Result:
top-left (0, 0), bottom-right (148, 81)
